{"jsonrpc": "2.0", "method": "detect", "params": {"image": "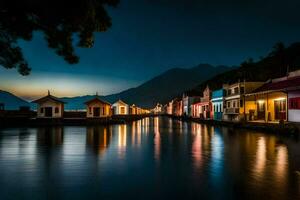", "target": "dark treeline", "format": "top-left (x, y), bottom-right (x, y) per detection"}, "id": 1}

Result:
top-left (187, 42), bottom-right (300, 95)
